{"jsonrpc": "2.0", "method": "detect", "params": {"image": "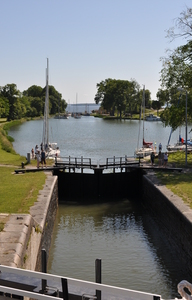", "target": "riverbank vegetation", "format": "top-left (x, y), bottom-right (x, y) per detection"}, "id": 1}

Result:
top-left (94, 78), bottom-right (164, 119)
top-left (0, 84), bottom-right (67, 121)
